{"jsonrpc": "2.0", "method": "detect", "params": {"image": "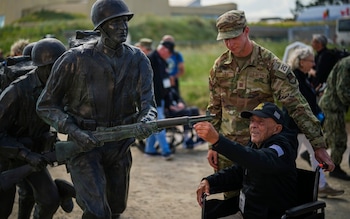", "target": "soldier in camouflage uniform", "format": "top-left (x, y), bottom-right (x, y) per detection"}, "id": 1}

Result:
top-left (319, 56), bottom-right (350, 181)
top-left (207, 10), bottom-right (334, 199)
